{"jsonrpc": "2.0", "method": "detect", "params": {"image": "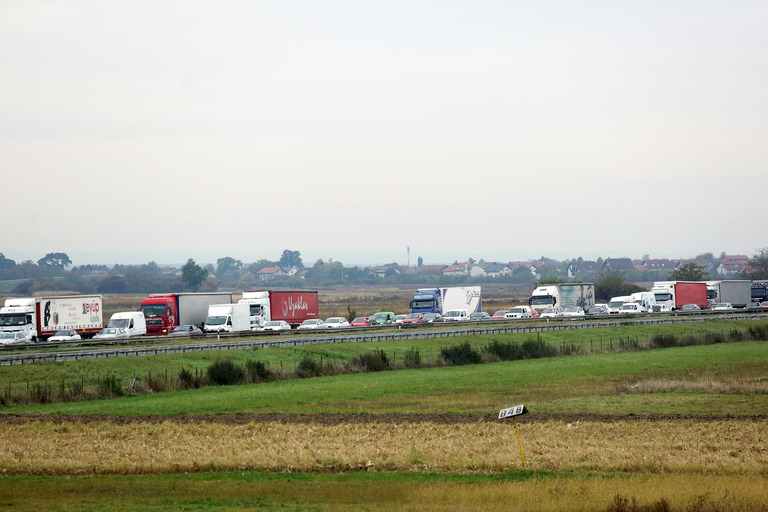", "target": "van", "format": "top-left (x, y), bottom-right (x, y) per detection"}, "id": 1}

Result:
top-left (505, 305), bottom-right (532, 319)
top-left (106, 311), bottom-right (147, 337)
top-left (443, 309), bottom-right (469, 321)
